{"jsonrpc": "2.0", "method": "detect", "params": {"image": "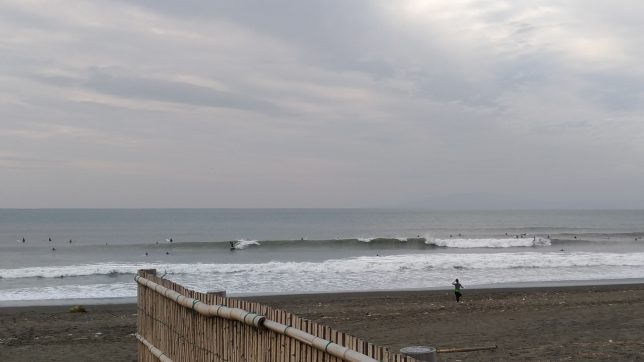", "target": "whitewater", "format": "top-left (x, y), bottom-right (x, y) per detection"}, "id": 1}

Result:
top-left (1, 209), bottom-right (643, 303)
